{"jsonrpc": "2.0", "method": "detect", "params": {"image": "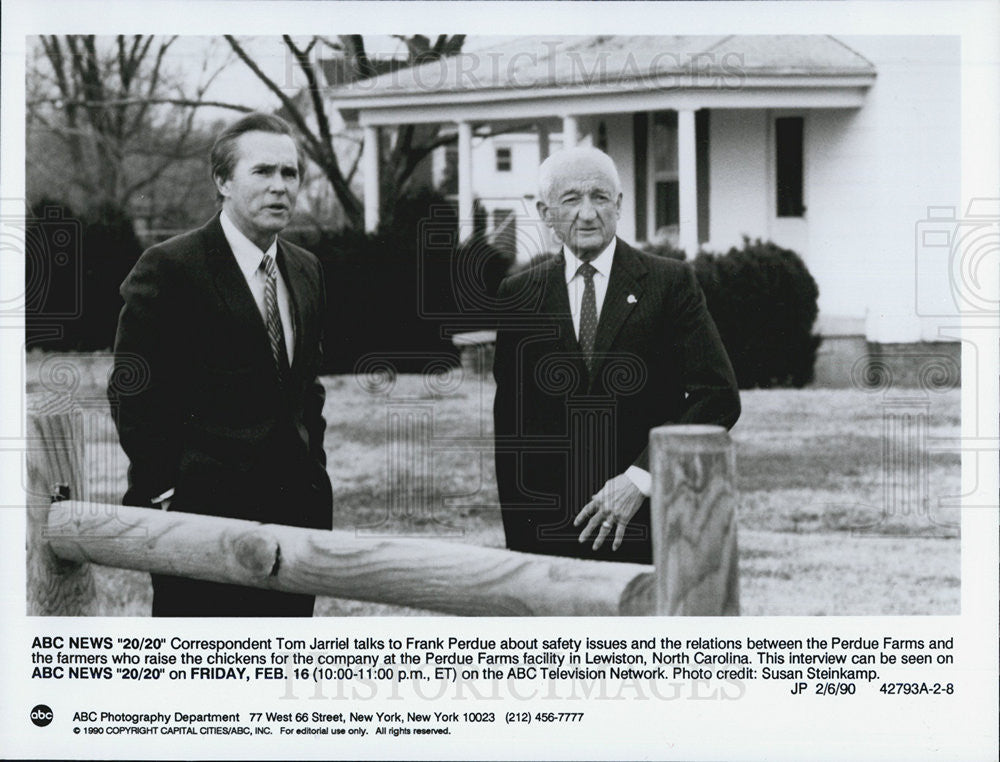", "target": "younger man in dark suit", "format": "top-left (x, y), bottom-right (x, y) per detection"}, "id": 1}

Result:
top-left (493, 146), bottom-right (740, 564)
top-left (108, 113), bottom-right (332, 616)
